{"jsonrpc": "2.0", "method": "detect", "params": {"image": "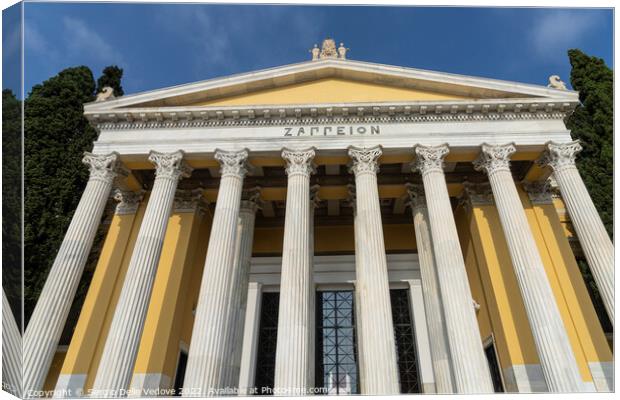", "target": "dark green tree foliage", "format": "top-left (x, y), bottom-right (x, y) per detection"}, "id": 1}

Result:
top-left (565, 49), bottom-right (613, 238)
top-left (96, 66), bottom-right (124, 97)
top-left (24, 66), bottom-right (123, 326)
top-left (2, 89), bottom-right (23, 327)
top-left (565, 50), bottom-right (614, 334)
